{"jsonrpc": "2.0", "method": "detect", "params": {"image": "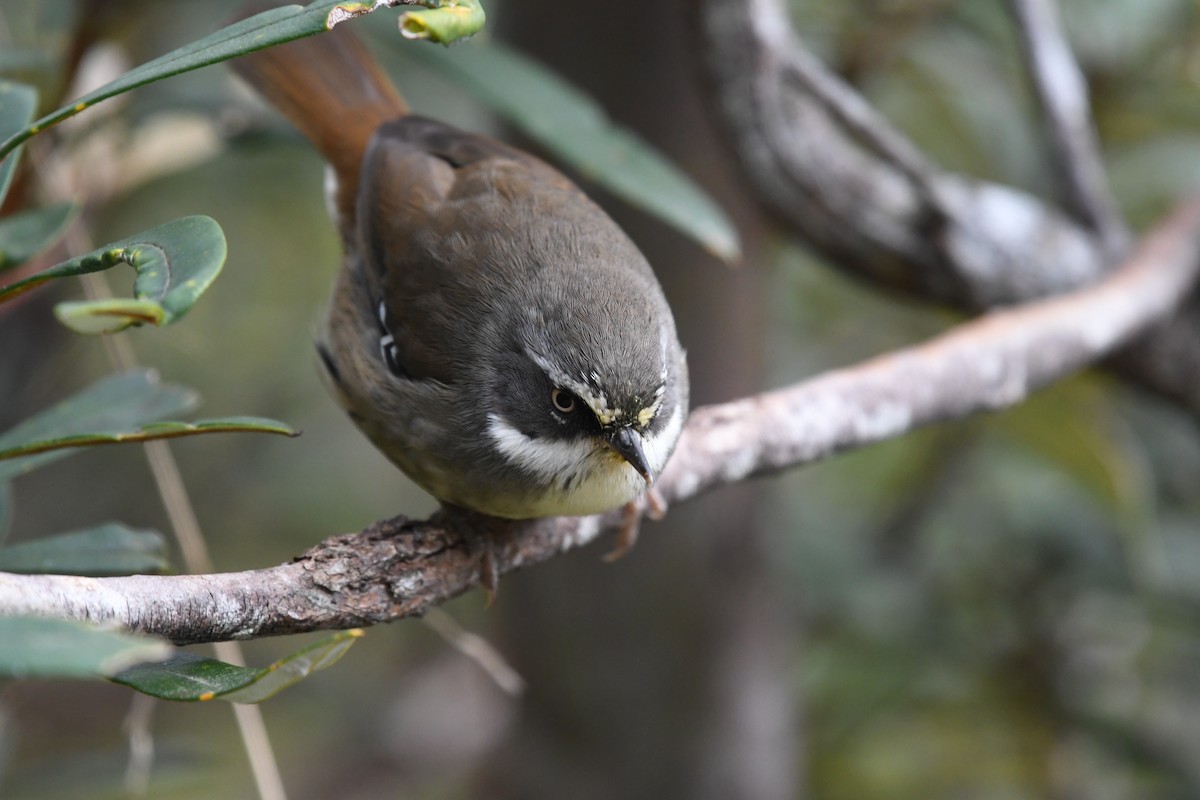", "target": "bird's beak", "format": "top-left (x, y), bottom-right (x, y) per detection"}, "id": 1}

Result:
top-left (604, 426), bottom-right (654, 486)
